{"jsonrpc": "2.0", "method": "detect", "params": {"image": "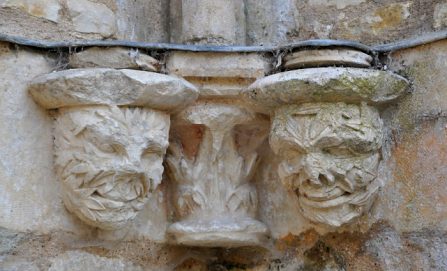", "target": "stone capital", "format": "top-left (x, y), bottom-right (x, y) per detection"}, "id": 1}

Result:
top-left (244, 60), bottom-right (409, 227)
top-left (28, 68), bottom-right (198, 231)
